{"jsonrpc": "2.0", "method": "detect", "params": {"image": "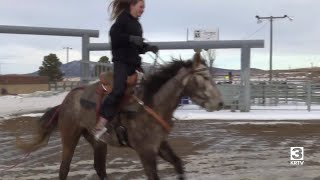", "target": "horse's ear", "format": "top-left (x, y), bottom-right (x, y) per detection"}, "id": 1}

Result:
top-left (193, 51), bottom-right (201, 68)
